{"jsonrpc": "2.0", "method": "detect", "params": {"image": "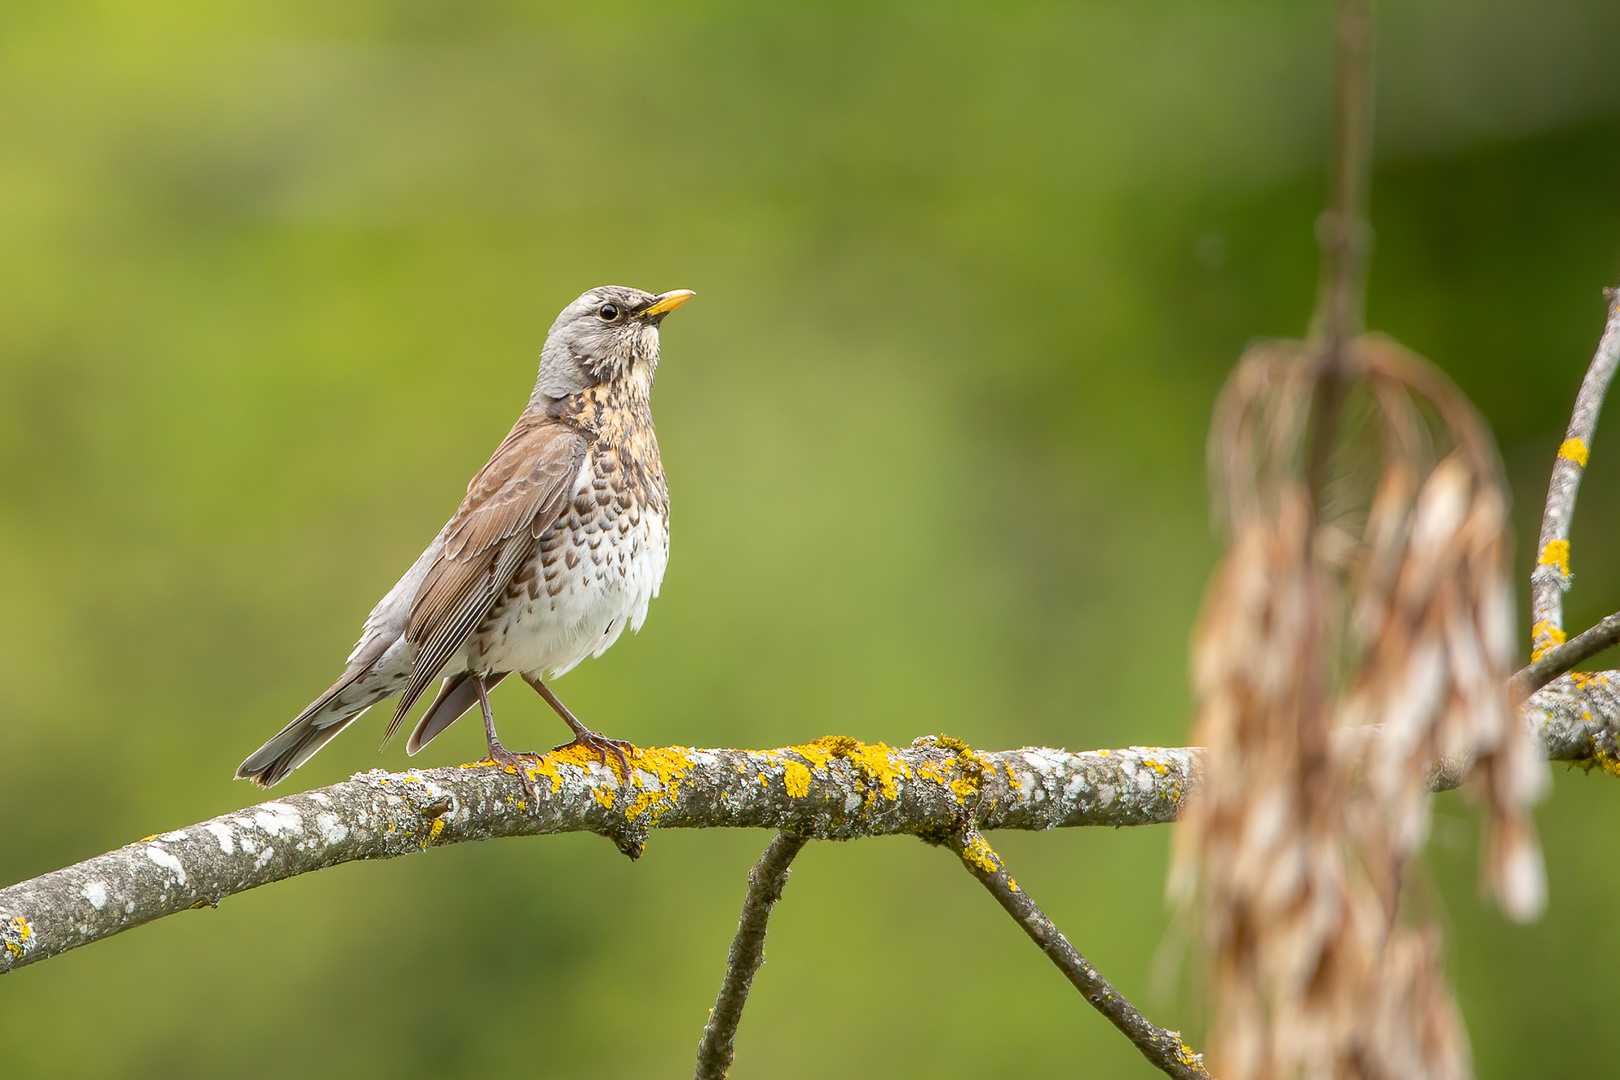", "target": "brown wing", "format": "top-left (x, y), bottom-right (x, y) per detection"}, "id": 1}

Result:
top-left (383, 414), bottom-right (588, 743)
